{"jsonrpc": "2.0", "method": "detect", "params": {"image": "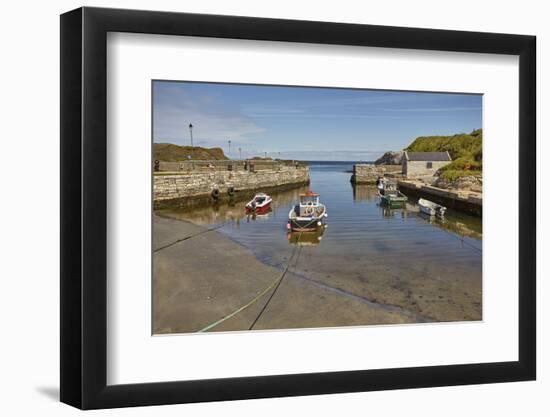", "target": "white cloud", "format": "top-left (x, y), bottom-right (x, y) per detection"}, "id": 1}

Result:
top-left (153, 85), bottom-right (264, 147)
